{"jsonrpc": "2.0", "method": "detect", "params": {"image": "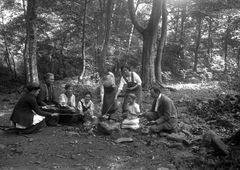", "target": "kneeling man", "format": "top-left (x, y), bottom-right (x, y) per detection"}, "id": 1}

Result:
top-left (143, 86), bottom-right (178, 133)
